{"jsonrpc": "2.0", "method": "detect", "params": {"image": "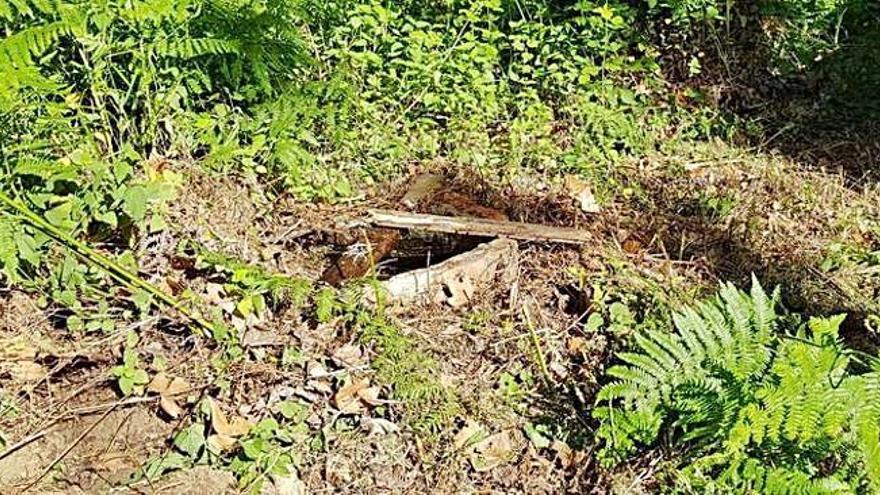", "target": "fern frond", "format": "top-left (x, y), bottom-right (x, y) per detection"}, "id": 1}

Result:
top-left (153, 37), bottom-right (241, 59)
top-left (0, 20), bottom-right (70, 66)
top-left (0, 0), bottom-right (60, 21)
top-left (672, 307), bottom-right (709, 360)
top-left (0, 216), bottom-right (20, 282)
top-left (750, 274), bottom-right (778, 336)
top-left (603, 365), bottom-right (658, 394)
